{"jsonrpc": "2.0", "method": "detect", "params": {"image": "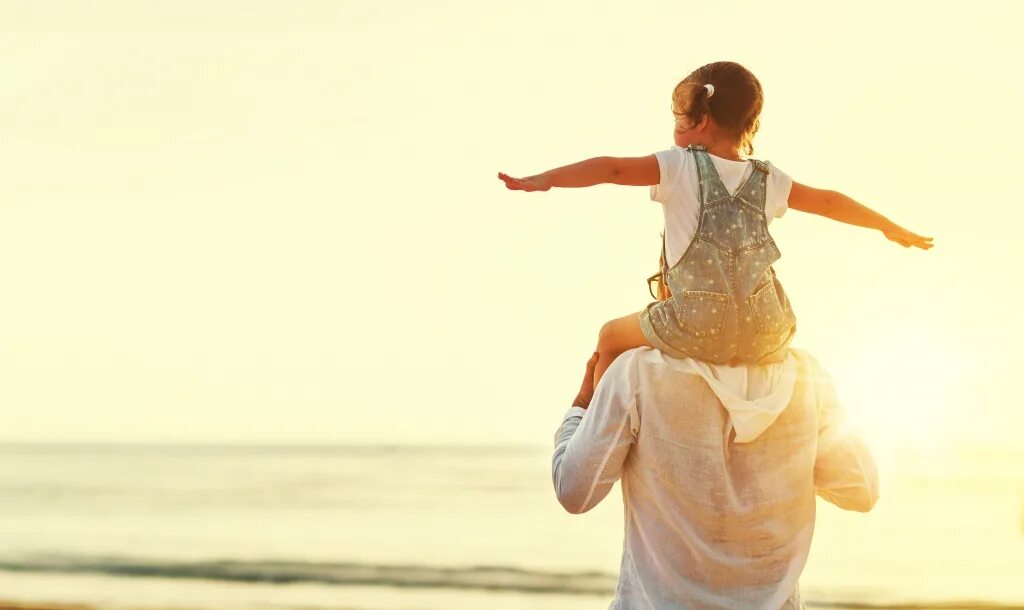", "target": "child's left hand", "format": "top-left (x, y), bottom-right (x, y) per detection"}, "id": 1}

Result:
top-left (498, 172), bottom-right (551, 192)
top-left (884, 227), bottom-right (934, 250)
